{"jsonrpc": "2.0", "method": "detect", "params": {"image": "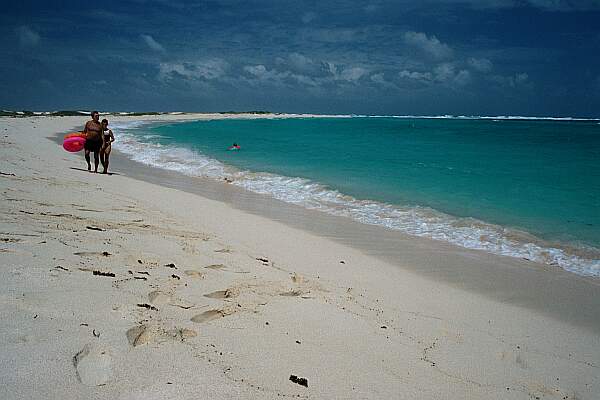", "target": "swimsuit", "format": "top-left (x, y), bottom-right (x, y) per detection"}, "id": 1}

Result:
top-left (84, 134), bottom-right (102, 152)
top-left (84, 121), bottom-right (102, 152)
top-left (103, 130), bottom-right (112, 146)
